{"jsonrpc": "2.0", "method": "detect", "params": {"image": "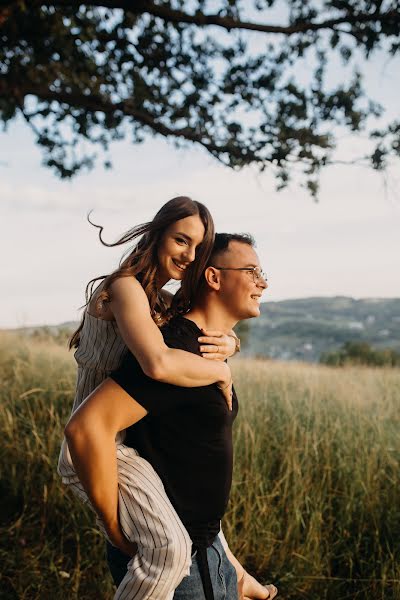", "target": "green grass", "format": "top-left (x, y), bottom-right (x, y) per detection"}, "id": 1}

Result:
top-left (1, 334), bottom-right (399, 599)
